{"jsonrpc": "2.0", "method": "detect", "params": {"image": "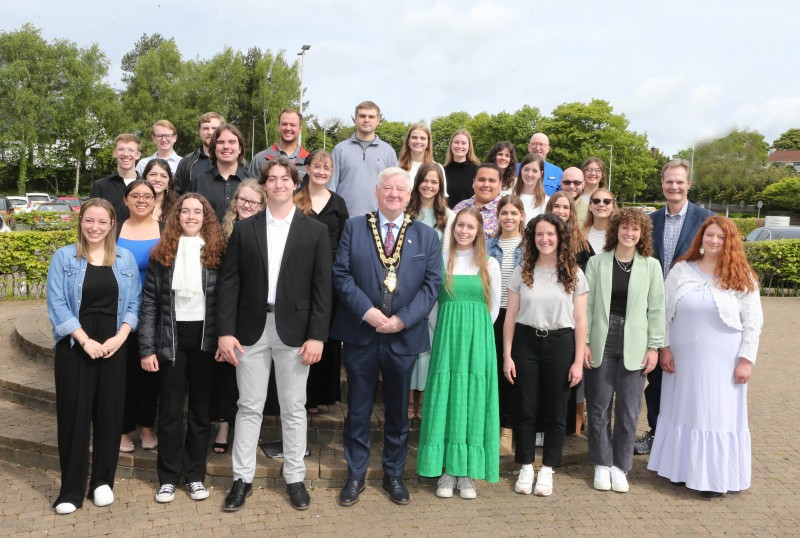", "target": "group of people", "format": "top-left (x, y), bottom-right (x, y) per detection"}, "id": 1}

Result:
top-left (45, 100), bottom-right (763, 516)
